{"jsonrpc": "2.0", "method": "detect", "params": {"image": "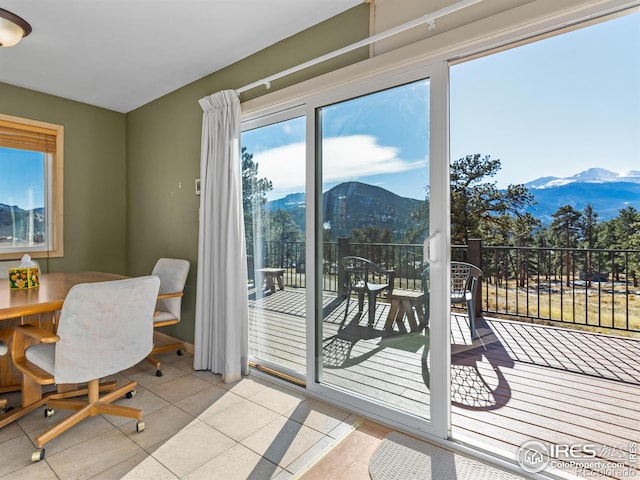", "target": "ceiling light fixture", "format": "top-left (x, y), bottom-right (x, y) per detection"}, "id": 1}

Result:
top-left (0, 8), bottom-right (32, 47)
